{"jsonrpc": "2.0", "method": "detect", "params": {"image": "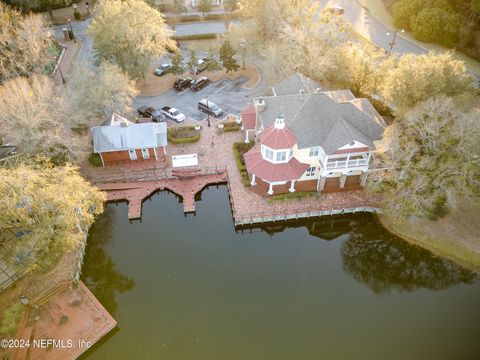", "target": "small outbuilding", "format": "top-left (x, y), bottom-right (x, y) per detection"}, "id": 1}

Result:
top-left (92, 115), bottom-right (167, 166)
